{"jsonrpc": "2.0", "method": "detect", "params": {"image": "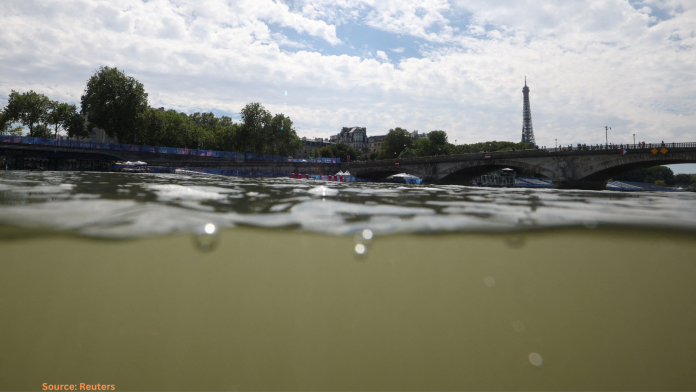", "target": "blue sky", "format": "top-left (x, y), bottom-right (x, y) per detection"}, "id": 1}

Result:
top-left (1, 0), bottom-right (695, 173)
